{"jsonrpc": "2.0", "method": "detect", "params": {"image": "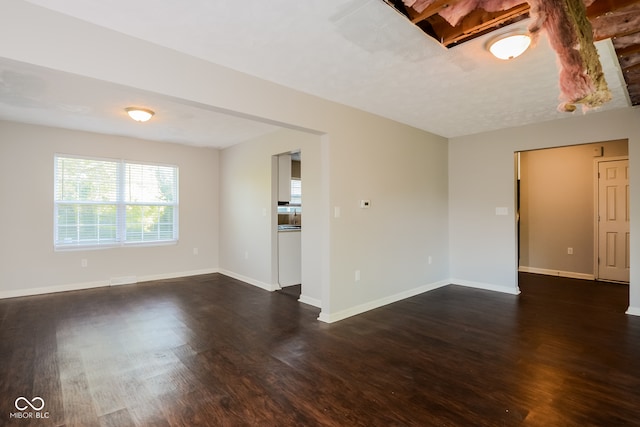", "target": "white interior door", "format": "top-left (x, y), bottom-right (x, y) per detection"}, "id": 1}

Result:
top-left (597, 159), bottom-right (630, 282)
